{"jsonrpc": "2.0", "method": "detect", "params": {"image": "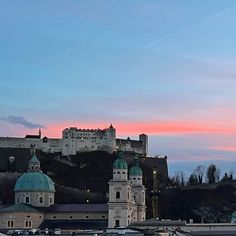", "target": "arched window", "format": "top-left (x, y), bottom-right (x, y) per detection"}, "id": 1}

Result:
top-left (116, 191), bottom-right (120, 199)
